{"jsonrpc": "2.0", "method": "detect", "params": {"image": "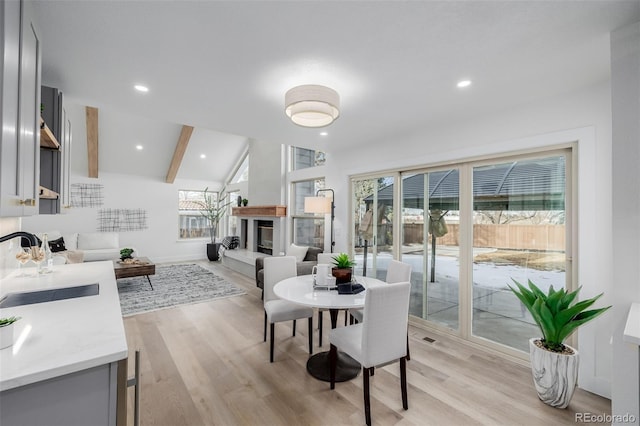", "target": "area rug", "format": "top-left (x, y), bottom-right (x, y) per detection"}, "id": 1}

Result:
top-left (117, 263), bottom-right (246, 316)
